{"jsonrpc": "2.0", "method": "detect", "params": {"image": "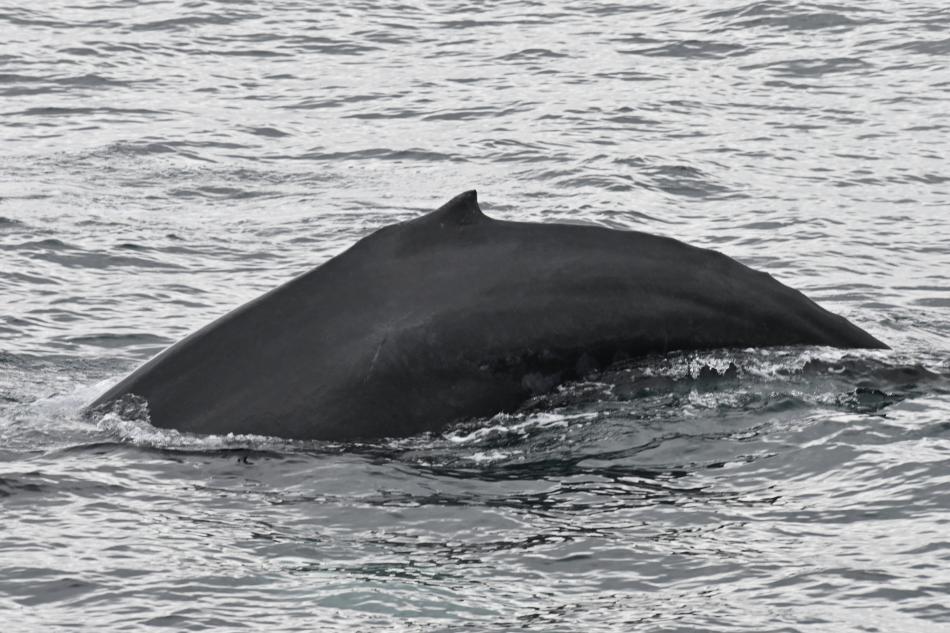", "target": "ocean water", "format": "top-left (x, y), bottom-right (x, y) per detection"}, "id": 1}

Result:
top-left (2, 1), bottom-right (949, 631)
